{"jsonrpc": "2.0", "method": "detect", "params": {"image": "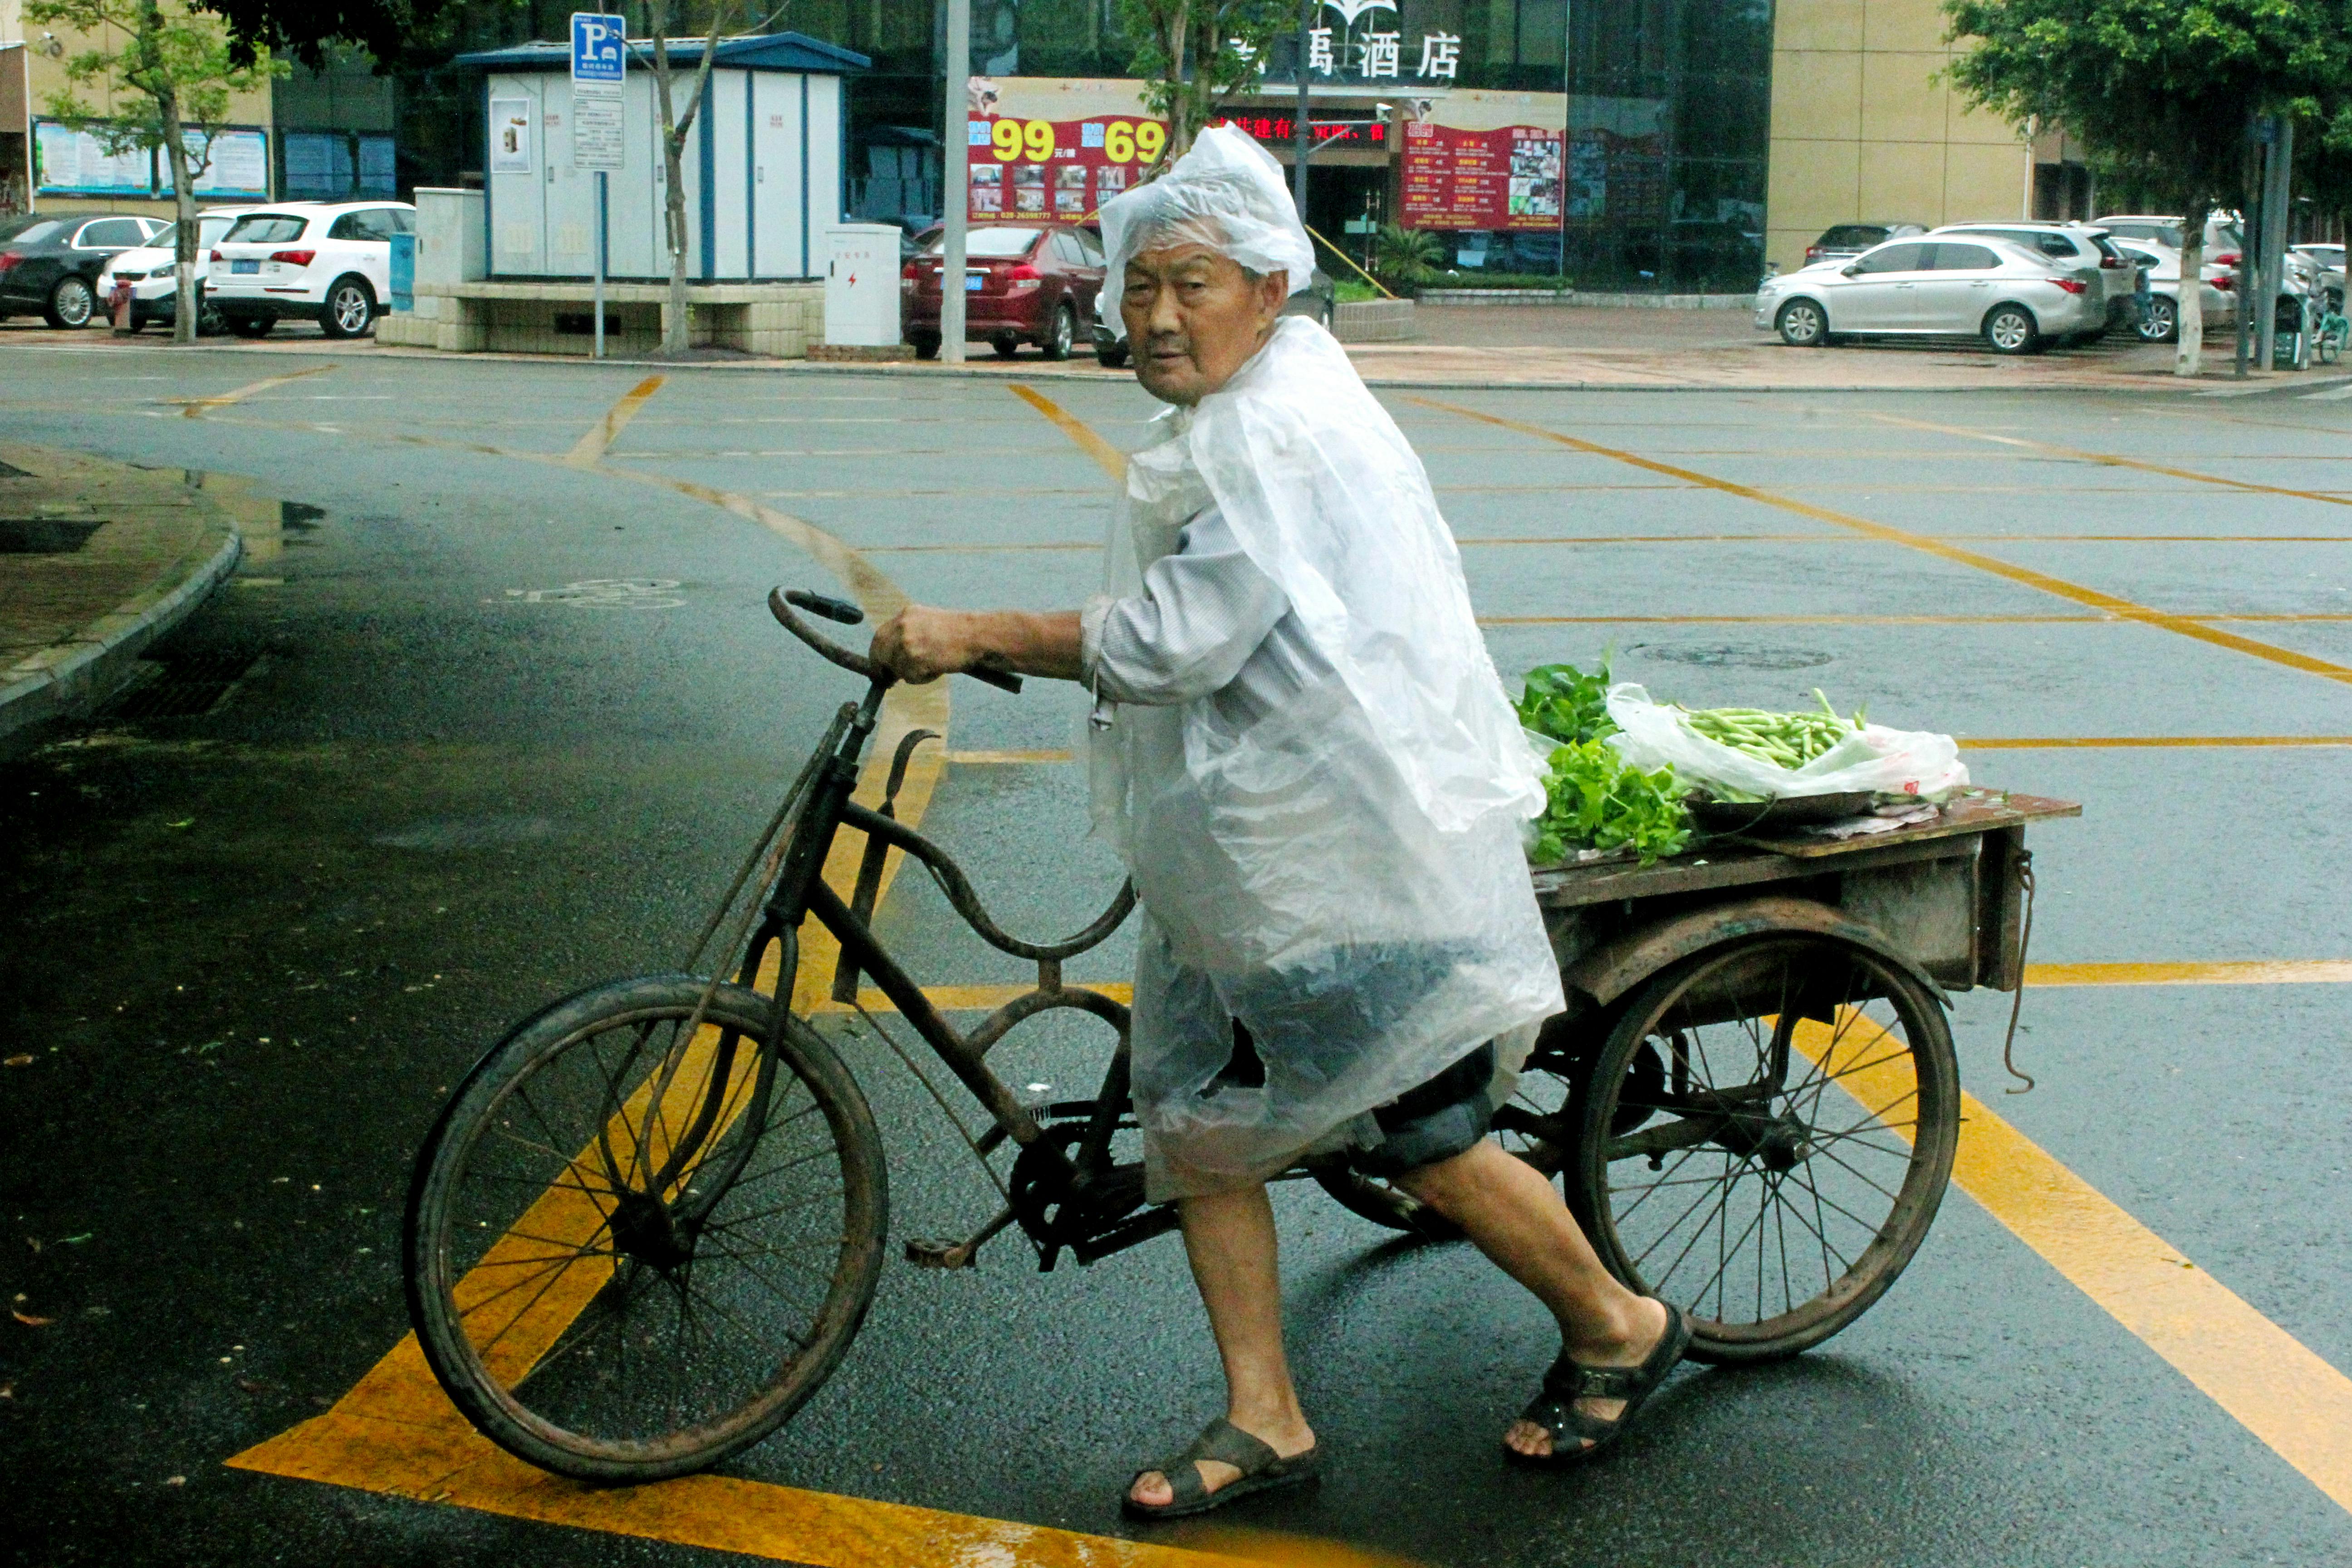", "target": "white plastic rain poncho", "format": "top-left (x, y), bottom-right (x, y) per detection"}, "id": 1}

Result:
top-left (1085, 127), bottom-right (1564, 1200)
